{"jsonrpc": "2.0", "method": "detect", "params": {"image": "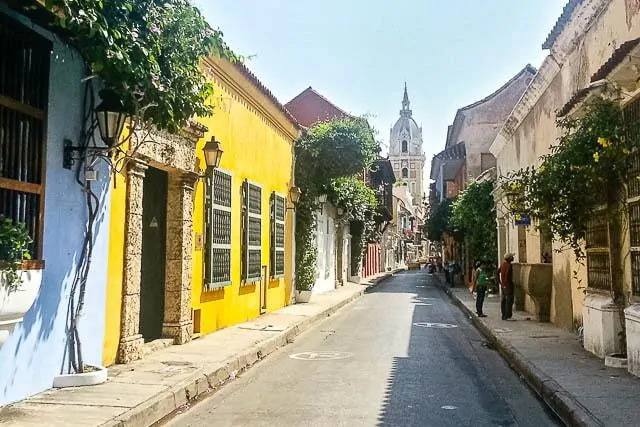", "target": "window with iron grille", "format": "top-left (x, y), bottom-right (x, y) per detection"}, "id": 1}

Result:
top-left (270, 192), bottom-right (286, 278)
top-left (585, 212), bottom-right (611, 291)
top-left (630, 201), bottom-right (640, 296)
top-left (204, 170), bottom-right (233, 289)
top-left (0, 15), bottom-right (52, 260)
top-left (242, 180), bottom-right (262, 283)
